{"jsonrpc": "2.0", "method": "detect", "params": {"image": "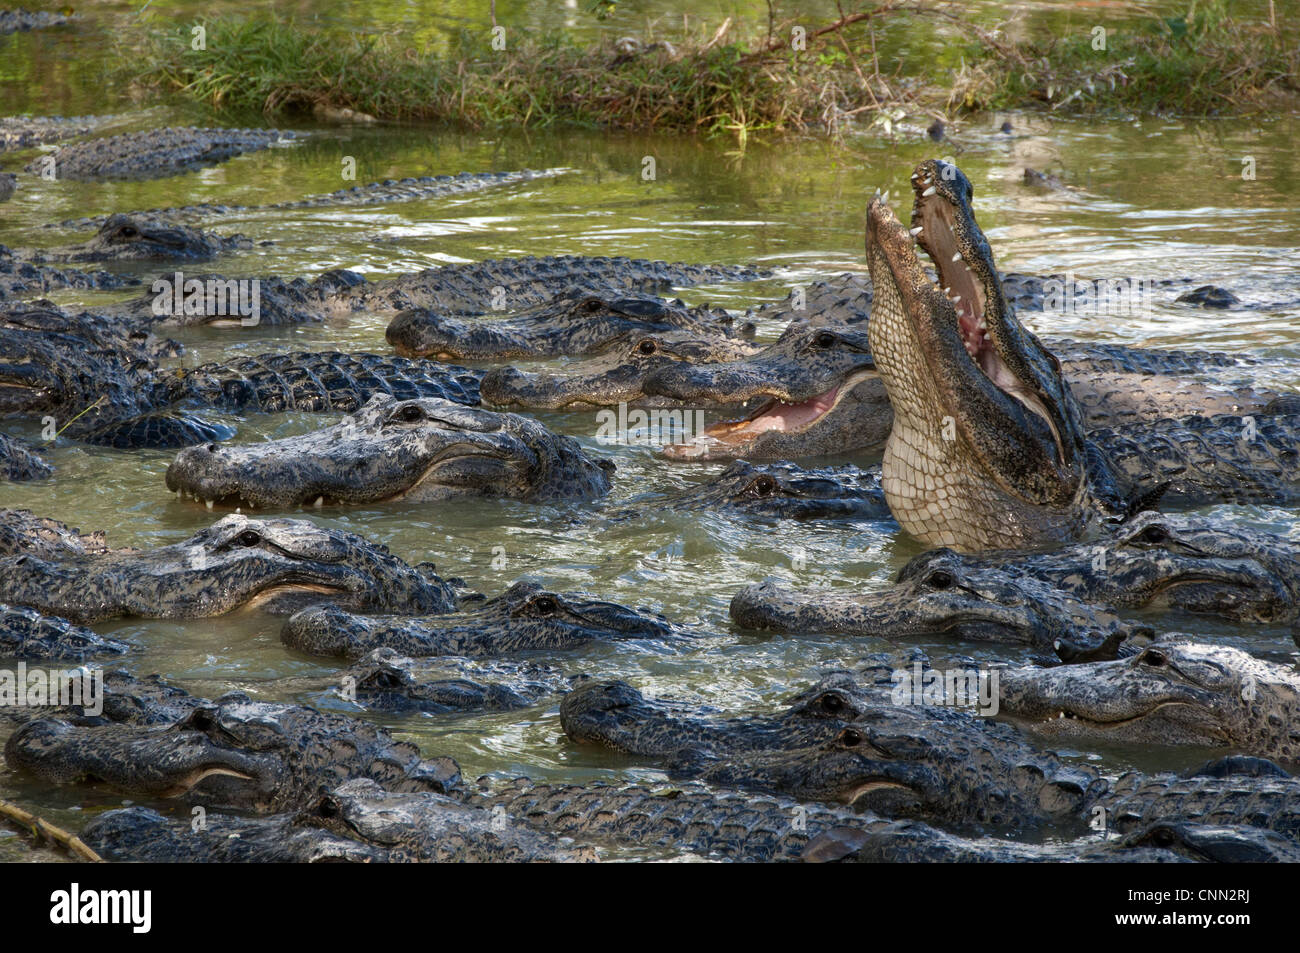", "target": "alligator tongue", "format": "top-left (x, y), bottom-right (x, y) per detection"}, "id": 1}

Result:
top-left (662, 384), bottom-right (841, 460)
